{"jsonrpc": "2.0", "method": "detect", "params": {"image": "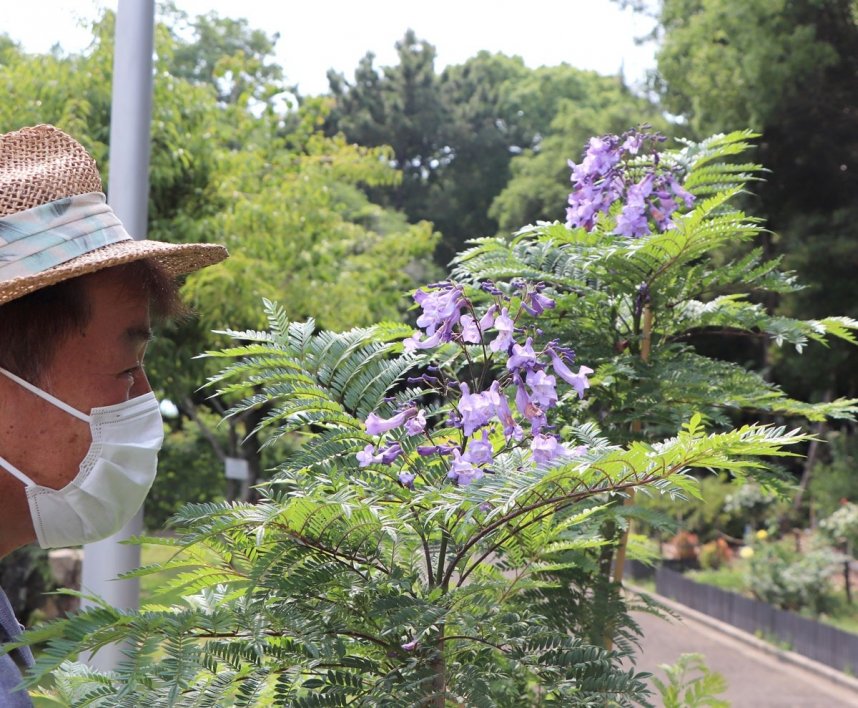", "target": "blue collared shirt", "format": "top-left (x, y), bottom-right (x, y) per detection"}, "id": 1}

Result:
top-left (0, 587), bottom-right (34, 707)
